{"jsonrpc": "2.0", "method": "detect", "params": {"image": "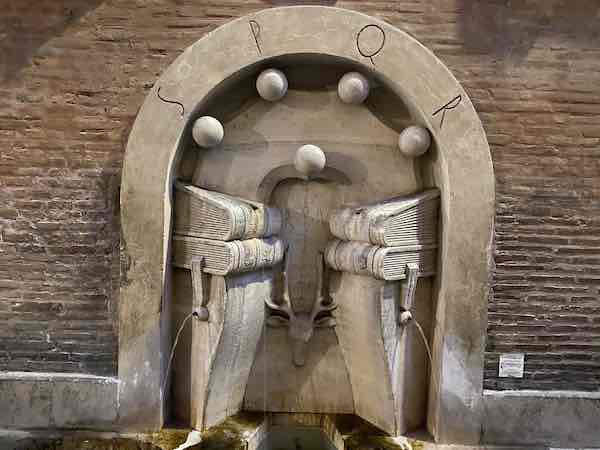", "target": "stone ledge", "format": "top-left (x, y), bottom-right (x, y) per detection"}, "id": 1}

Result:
top-left (423, 446), bottom-right (596, 450)
top-left (483, 389), bottom-right (600, 448)
top-left (0, 371), bottom-right (118, 382)
top-left (0, 372), bottom-right (119, 430)
top-left (2, 429), bottom-right (597, 450)
top-left (484, 389), bottom-right (600, 399)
